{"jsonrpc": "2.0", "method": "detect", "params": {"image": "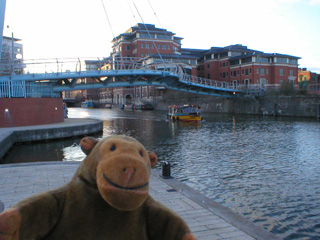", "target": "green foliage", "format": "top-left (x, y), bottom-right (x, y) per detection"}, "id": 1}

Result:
top-left (279, 82), bottom-right (296, 96)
